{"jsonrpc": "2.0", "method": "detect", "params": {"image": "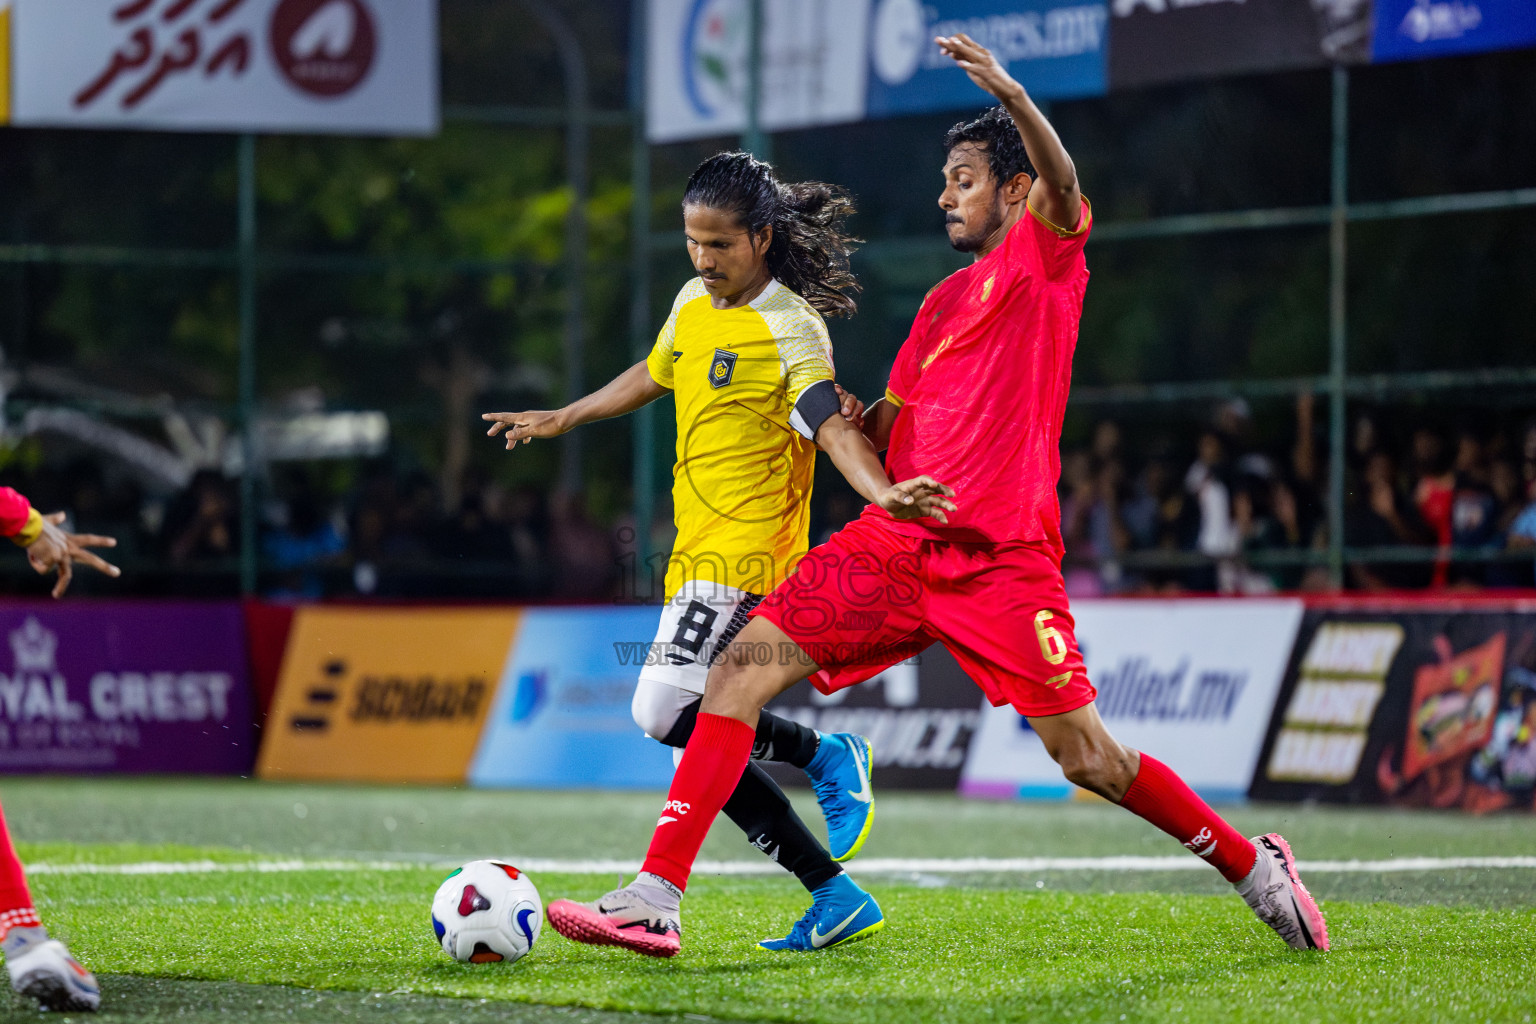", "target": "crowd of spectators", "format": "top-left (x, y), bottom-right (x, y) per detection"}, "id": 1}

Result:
top-left (0, 458), bottom-right (637, 600)
top-left (1056, 397), bottom-right (1536, 595)
top-left (3, 398), bottom-right (1536, 599)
